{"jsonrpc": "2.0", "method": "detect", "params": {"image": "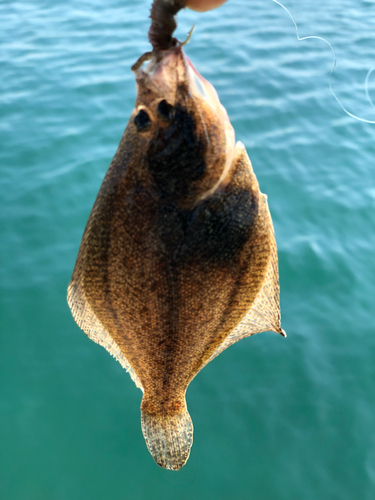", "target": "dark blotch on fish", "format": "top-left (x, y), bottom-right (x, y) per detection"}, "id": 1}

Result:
top-left (148, 103), bottom-right (206, 200)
